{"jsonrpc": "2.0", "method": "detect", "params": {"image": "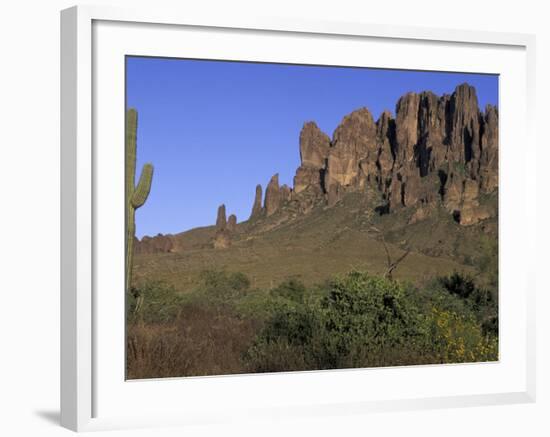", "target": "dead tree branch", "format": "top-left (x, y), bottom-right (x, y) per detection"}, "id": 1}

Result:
top-left (370, 226), bottom-right (411, 280)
